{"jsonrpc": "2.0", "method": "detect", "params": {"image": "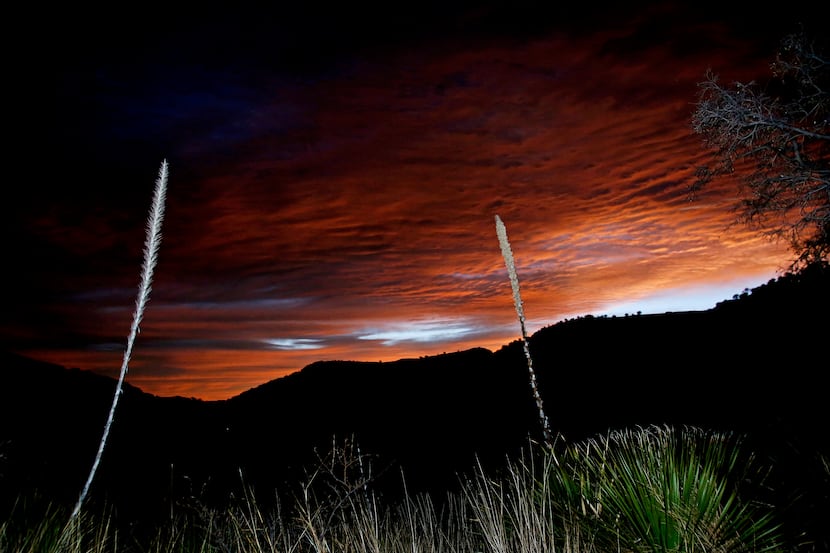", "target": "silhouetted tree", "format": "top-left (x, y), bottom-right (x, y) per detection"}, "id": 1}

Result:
top-left (692, 30), bottom-right (829, 269)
